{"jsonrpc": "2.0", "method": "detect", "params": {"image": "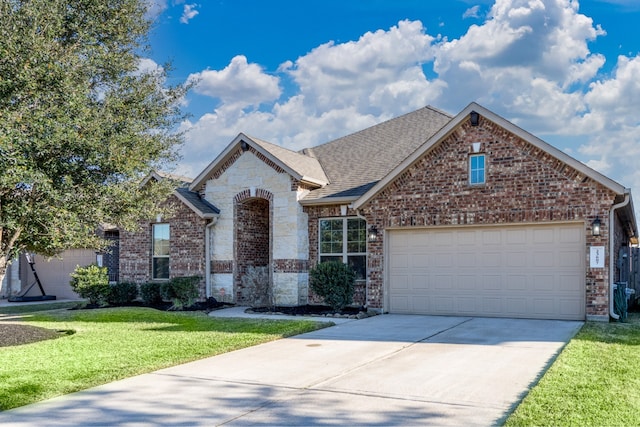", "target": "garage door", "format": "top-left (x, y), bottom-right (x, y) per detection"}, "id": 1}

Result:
top-left (387, 223), bottom-right (585, 320)
top-left (20, 250), bottom-right (96, 300)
